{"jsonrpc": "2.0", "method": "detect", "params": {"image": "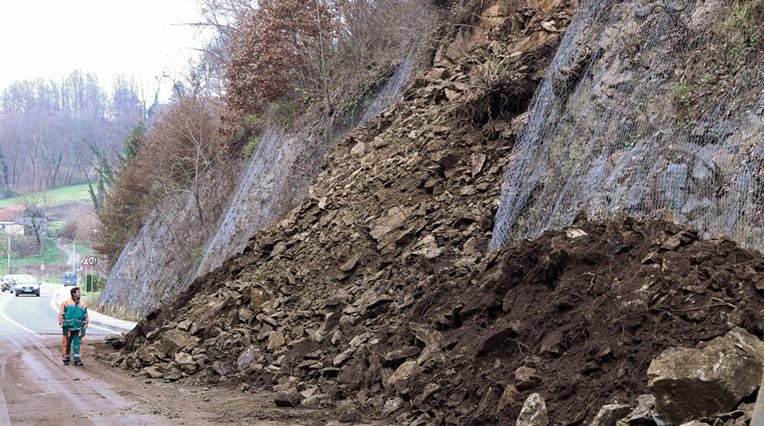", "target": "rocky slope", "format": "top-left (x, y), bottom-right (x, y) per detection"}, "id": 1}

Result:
top-left (491, 0), bottom-right (763, 250)
top-left (101, 38), bottom-right (420, 318)
top-left (101, 0), bottom-right (763, 425)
